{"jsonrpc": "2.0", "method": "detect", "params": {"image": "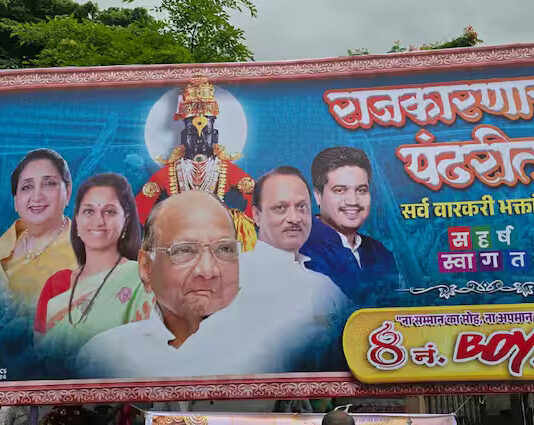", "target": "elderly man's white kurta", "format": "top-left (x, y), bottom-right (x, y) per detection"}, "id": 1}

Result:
top-left (77, 241), bottom-right (351, 378)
